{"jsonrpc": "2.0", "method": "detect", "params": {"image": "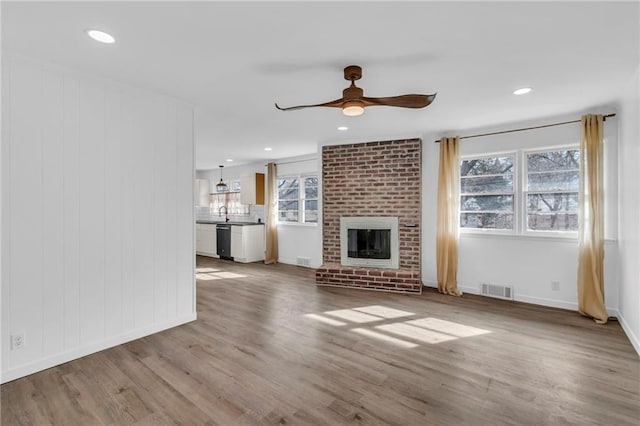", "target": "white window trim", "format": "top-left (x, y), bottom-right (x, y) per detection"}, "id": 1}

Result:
top-left (276, 173), bottom-right (319, 226)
